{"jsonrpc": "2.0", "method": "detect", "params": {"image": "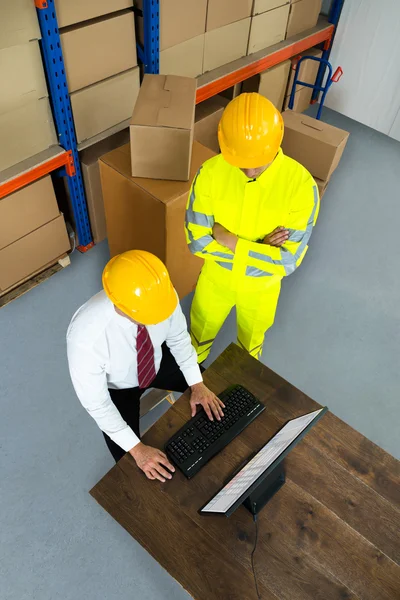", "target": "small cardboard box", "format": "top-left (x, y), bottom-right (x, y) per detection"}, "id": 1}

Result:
top-left (0, 214), bottom-right (70, 293)
top-left (286, 0), bottom-right (322, 38)
top-left (0, 98), bottom-right (57, 172)
top-left (206, 0), bottom-right (252, 31)
top-left (0, 41), bottom-right (48, 114)
top-left (282, 110), bottom-right (349, 180)
top-left (204, 18), bottom-right (251, 72)
top-left (99, 141), bottom-right (215, 298)
top-left (194, 96), bottom-right (229, 153)
top-left (160, 35), bottom-right (205, 78)
top-left (80, 130), bottom-right (130, 244)
top-left (136, 0), bottom-right (207, 51)
top-left (252, 0), bottom-right (289, 14)
top-left (55, 0), bottom-right (133, 28)
top-left (242, 60), bottom-right (291, 111)
top-left (287, 47), bottom-right (323, 93)
top-left (248, 4), bottom-right (290, 55)
top-left (0, 176), bottom-right (59, 251)
top-left (60, 11), bottom-right (137, 93)
top-left (0, 0), bottom-right (40, 49)
top-left (284, 85), bottom-right (313, 112)
top-left (71, 67), bottom-right (140, 144)
top-left (130, 74), bottom-right (196, 181)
